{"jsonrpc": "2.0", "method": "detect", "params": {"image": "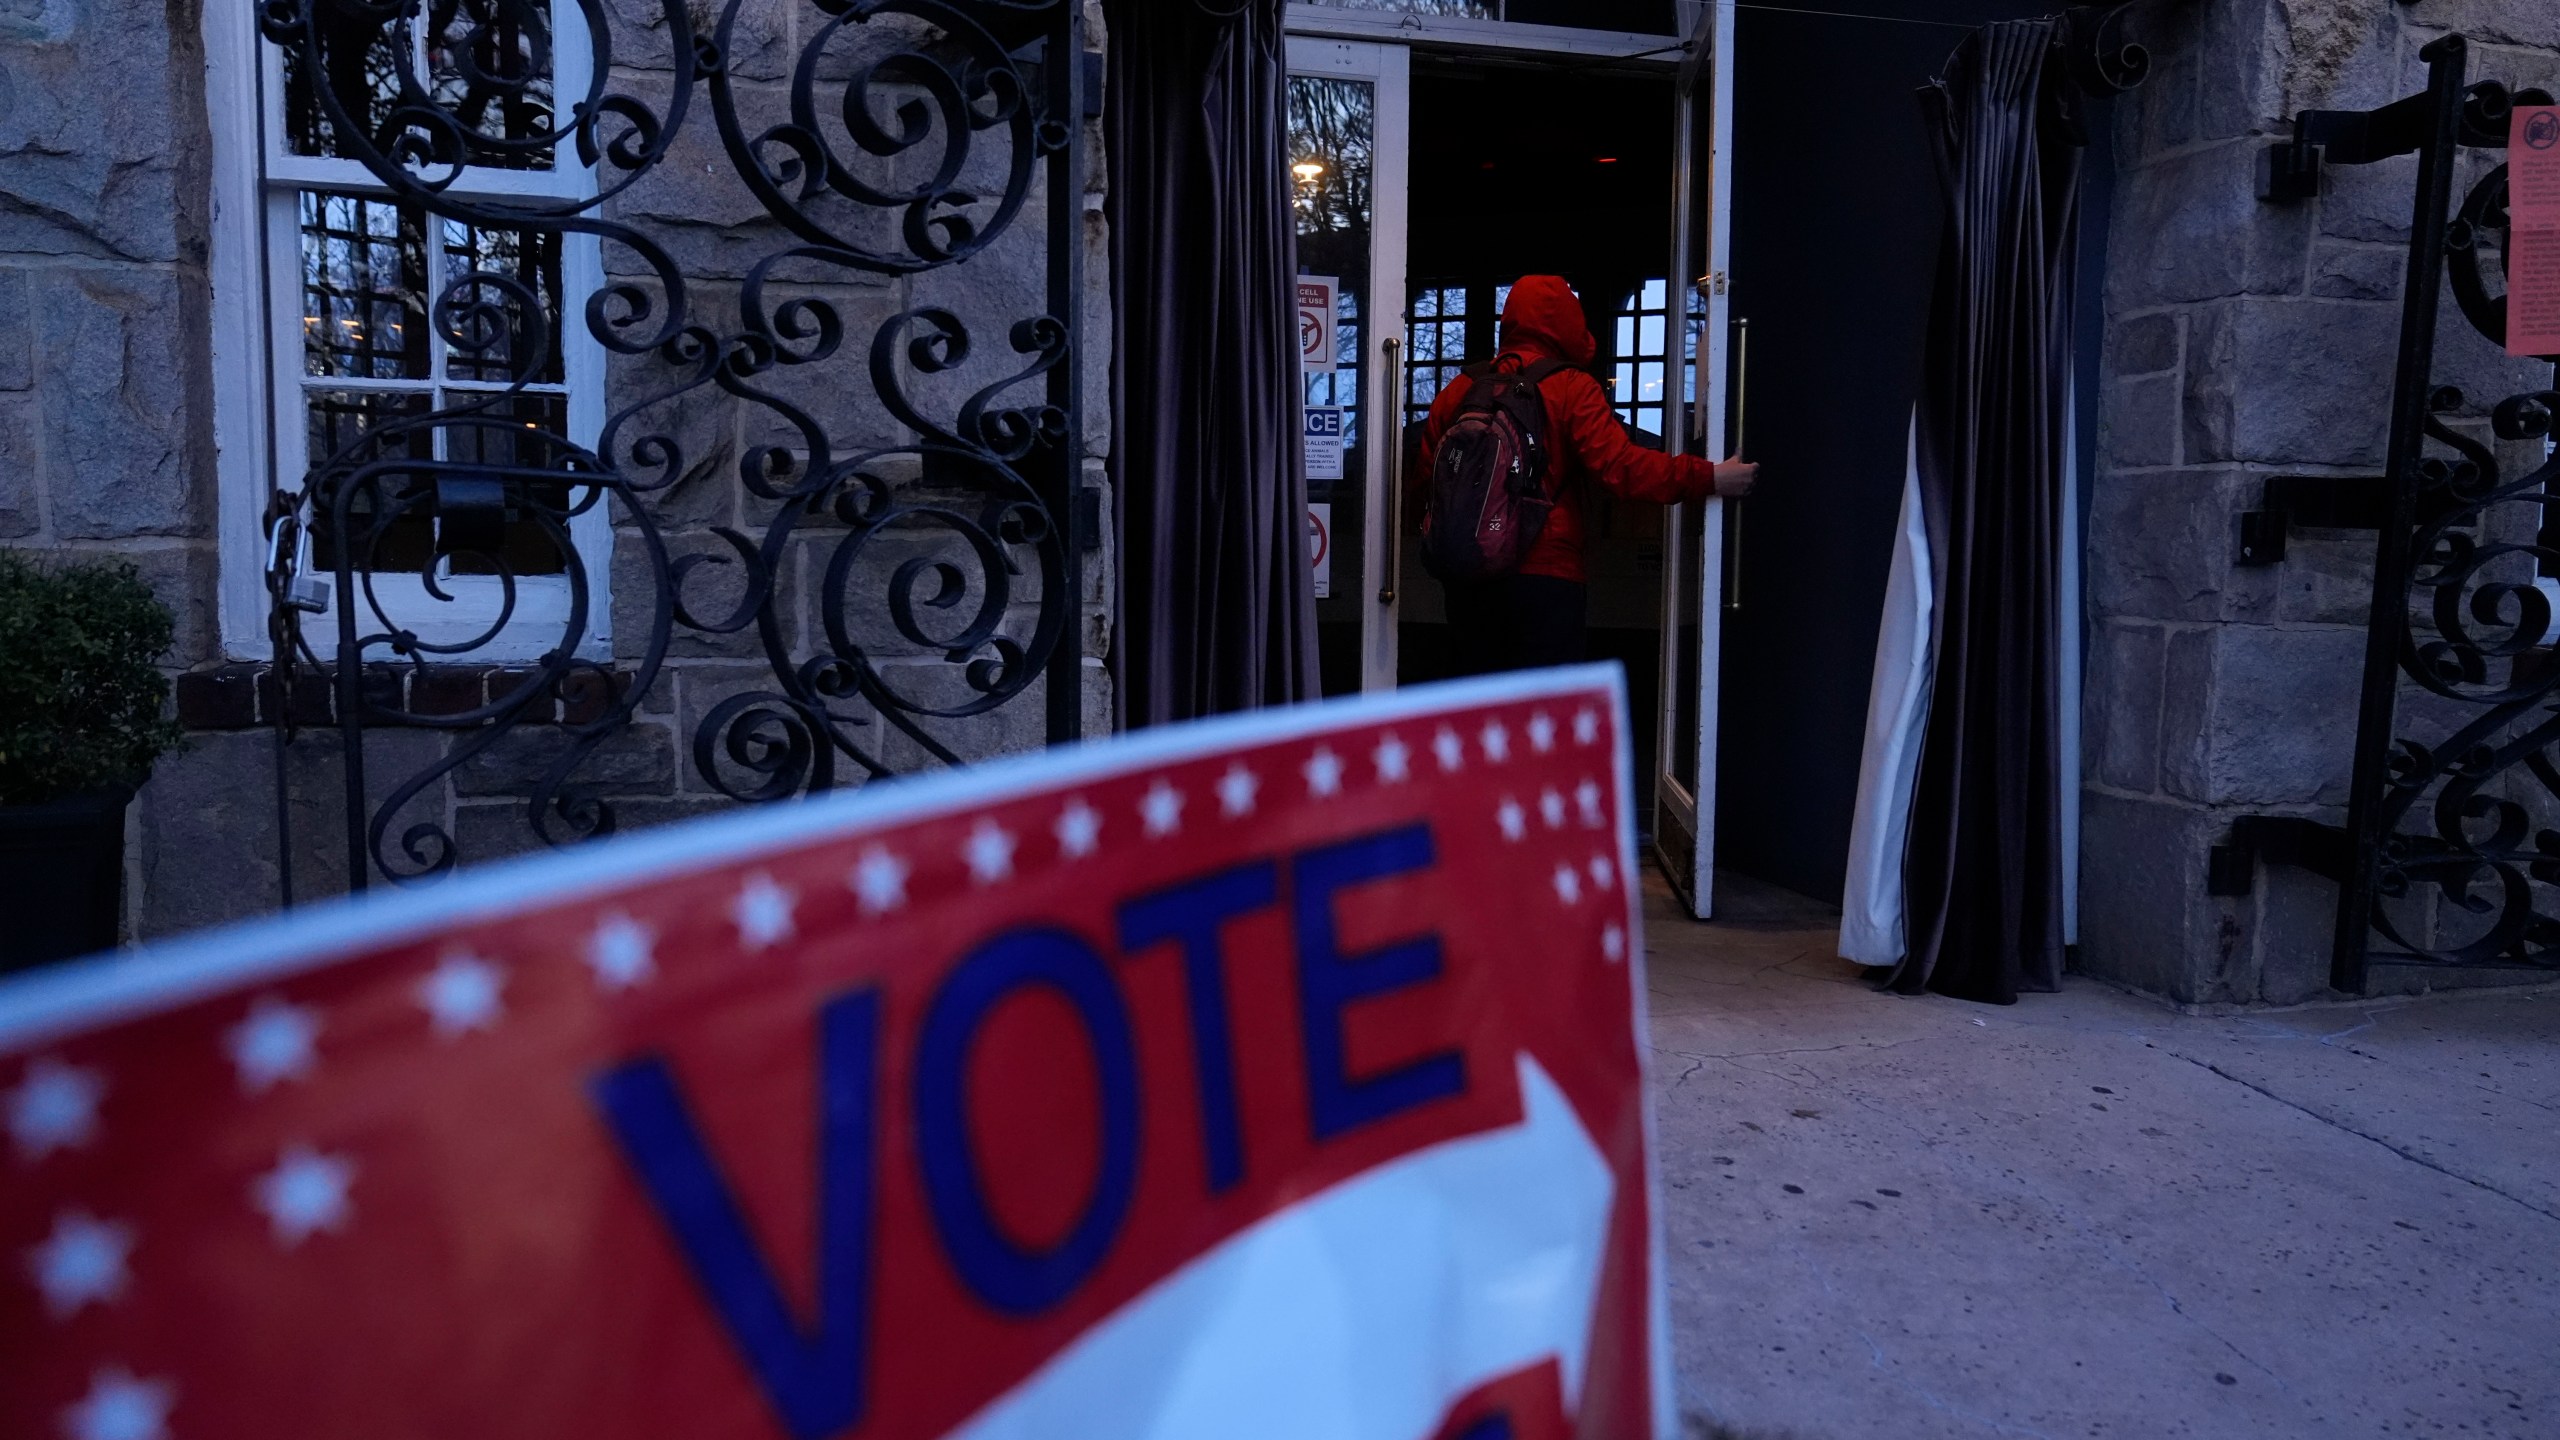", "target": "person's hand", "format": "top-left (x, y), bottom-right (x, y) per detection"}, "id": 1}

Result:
top-left (1713, 455), bottom-right (1759, 499)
